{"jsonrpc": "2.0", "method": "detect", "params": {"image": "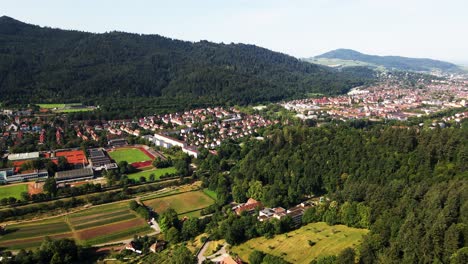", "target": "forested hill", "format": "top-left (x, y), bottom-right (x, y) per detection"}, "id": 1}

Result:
top-left (0, 16), bottom-right (373, 112)
top-left (313, 48), bottom-right (461, 73)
